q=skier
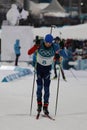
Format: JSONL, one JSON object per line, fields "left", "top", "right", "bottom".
{"left": 14, "top": 39, "right": 21, "bottom": 66}
{"left": 53, "top": 37, "right": 65, "bottom": 79}
{"left": 28, "top": 34, "right": 62, "bottom": 115}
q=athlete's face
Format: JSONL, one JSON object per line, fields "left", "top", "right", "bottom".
{"left": 44, "top": 42, "right": 52, "bottom": 47}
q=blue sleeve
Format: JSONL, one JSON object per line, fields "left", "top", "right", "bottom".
{"left": 53, "top": 43, "right": 60, "bottom": 52}
{"left": 59, "top": 49, "right": 68, "bottom": 58}
{"left": 59, "top": 49, "right": 73, "bottom": 59}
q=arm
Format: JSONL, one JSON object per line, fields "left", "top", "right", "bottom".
{"left": 53, "top": 44, "right": 62, "bottom": 62}
{"left": 54, "top": 53, "right": 62, "bottom": 63}
{"left": 28, "top": 44, "right": 40, "bottom": 55}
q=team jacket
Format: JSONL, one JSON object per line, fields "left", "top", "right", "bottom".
{"left": 28, "top": 43, "right": 58, "bottom": 66}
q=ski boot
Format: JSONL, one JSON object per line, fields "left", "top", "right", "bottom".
{"left": 37, "top": 101, "right": 42, "bottom": 113}
{"left": 43, "top": 103, "right": 49, "bottom": 115}
{"left": 53, "top": 75, "right": 57, "bottom": 79}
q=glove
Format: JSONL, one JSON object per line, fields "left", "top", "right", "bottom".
{"left": 54, "top": 53, "right": 62, "bottom": 63}
{"left": 34, "top": 35, "right": 41, "bottom": 45}
{"left": 36, "top": 39, "right": 41, "bottom": 45}
{"left": 55, "top": 53, "right": 60, "bottom": 59}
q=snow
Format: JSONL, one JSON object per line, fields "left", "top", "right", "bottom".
{"left": 38, "top": 3, "right": 49, "bottom": 9}
{"left": 0, "top": 23, "right": 87, "bottom": 129}
{"left": 0, "top": 61, "right": 87, "bottom": 130}
{"left": 1, "top": 23, "right": 87, "bottom": 40}
{"left": 43, "top": 12, "right": 69, "bottom": 17}
{"left": 32, "top": 23, "right": 87, "bottom": 40}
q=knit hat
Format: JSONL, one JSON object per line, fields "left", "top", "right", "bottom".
{"left": 45, "top": 34, "right": 53, "bottom": 44}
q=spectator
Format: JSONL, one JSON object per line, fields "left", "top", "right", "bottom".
{"left": 18, "top": 6, "right": 29, "bottom": 25}
{"left": 14, "top": 39, "right": 21, "bottom": 66}
{"left": 53, "top": 36, "right": 61, "bottom": 79}
{"left": 6, "top": 4, "right": 20, "bottom": 26}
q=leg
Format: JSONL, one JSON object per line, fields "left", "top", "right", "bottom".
{"left": 44, "top": 74, "right": 51, "bottom": 104}
{"left": 43, "top": 75, "right": 50, "bottom": 115}
{"left": 43, "top": 66, "right": 51, "bottom": 114}
{"left": 36, "top": 78, "right": 43, "bottom": 103}
{"left": 36, "top": 63, "right": 43, "bottom": 112}
{"left": 36, "top": 76, "right": 43, "bottom": 112}
{"left": 15, "top": 55, "right": 19, "bottom": 66}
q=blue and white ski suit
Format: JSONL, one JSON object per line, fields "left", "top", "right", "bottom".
{"left": 36, "top": 42, "right": 59, "bottom": 104}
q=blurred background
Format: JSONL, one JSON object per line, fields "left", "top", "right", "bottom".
{"left": 0, "top": 0, "right": 87, "bottom": 70}
{"left": 0, "top": 0, "right": 87, "bottom": 28}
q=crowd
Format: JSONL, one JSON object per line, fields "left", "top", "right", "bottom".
{"left": 61, "top": 38, "right": 87, "bottom": 70}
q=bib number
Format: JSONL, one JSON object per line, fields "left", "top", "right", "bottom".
{"left": 42, "top": 60, "right": 46, "bottom": 65}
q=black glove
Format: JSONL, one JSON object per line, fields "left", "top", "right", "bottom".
{"left": 35, "top": 36, "right": 41, "bottom": 45}
{"left": 55, "top": 53, "right": 60, "bottom": 60}
{"left": 36, "top": 39, "right": 41, "bottom": 45}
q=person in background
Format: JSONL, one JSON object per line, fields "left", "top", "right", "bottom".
{"left": 6, "top": 4, "right": 20, "bottom": 26}
{"left": 53, "top": 37, "right": 65, "bottom": 79}
{"left": 27, "top": 34, "right": 65, "bottom": 115}
{"left": 14, "top": 39, "right": 21, "bottom": 66}
{"left": 63, "top": 39, "right": 74, "bottom": 69}
{"left": 53, "top": 36, "right": 61, "bottom": 79}
{"left": 18, "top": 5, "right": 29, "bottom": 25}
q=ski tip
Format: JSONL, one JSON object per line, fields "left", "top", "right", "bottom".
{"left": 36, "top": 113, "right": 40, "bottom": 120}
{"left": 42, "top": 114, "right": 55, "bottom": 121}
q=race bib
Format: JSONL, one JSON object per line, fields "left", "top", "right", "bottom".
{"left": 37, "top": 53, "right": 53, "bottom": 66}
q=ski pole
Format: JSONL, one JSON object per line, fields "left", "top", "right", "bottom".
{"left": 55, "top": 66, "right": 61, "bottom": 116}
{"left": 30, "top": 52, "right": 38, "bottom": 116}
{"left": 30, "top": 67, "right": 36, "bottom": 116}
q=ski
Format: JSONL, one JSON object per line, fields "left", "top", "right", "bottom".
{"left": 42, "top": 114, "right": 55, "bottom": 121}
{"left": 36, "top": 113, "right": 55, "bottom": 120}
{"left": 36, "top": 112, "right": 40, "bottom": 119}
